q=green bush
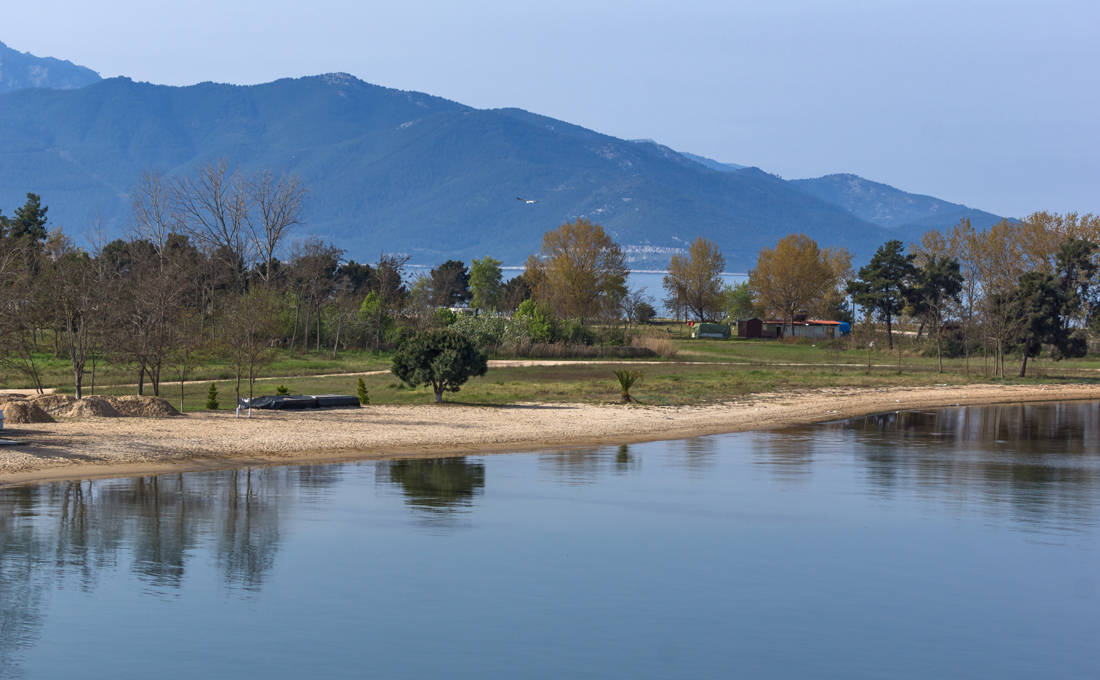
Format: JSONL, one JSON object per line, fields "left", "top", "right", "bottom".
{"left": 515, "top": 299, "right": 555, "bottom": 343}
{"left": 356, "top": 377, "right": 370, "bottom": 405}
{"left": 391, "top": 329, "right": 489, "bottom": 403}
{"left": 558, "top": 318, "right": 595, "bottom": 345}
{"left": 275, "top": 384, "right": 291, "bottom": 395}
{"left": 600, "top": 325, "right": 627, "bottom": 347}
{"left": 434, "top": 307, "right": 458, "bottom": 327}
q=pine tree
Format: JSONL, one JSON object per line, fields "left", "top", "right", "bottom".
{"left": 847, "top": 240, "right": 917, "bottom": 349}
{"left": 205, "top": 383, "right": 219, "bottom": 410}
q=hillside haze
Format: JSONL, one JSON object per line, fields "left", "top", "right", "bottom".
{"left": 0, "top": 67, "right": 999, "bottom": 268}
{"left": 0, "top": 40, "right": 101, "bottom": 93}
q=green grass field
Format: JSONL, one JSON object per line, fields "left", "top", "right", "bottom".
{"left": 4, "top": 325, "right": 1097, "bottom": 411}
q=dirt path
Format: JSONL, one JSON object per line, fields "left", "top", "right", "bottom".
{"left": 2, "top": 382, "right": 1098, "bottom": 488}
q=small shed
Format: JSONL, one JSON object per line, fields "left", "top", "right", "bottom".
{"left": 761, "top": 319, "right": 848, "bottom": 339}
{"left": 737, "top": 318, "right": 763, "bottom": 338}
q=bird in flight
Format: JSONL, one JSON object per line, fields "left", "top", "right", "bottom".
{"left": 516, "top": 197, "right": 537, "bottom": 204}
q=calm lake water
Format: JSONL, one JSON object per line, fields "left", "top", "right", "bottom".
{"left": 2, "top": 402, "right": 1098, "bottom": 679}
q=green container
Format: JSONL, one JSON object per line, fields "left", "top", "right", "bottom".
{"left": 691, "top": 323, "right": 731, "bottom": 339}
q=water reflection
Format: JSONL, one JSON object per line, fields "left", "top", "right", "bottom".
{"left": 381, "top": 457, "right": 485, "bottom": 514}
{"left": 819, "top": 402, "right": 1100, "bottom": 530}
{"left": 0, "top": 402, "right": 1097, "bottom": 678}
{"left": 750, "top": 432, "right": 818, "bottom": 482}
{"left": 537, "top": 444, "right": 645, "bottom": 484}
{"left": 677, "top": 437, "right": 717, "bottom": 476}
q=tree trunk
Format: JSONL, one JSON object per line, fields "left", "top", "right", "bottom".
{"left": 332, "top": 316, "right": 342, "bottom": 359}
{"left": 375, "top": 304, "right": 384, "bottom": 353}
{"left": 301, "top": 306, "right": 311, "bottom": 352}
{"left": 1019, "top": 352, "right": 1028, "bottom": 378}
{"left": 885, "top": 314, "right": 894, "bottom": 349}
{"left": 289, "top": 296, "right": 300, "bottom": 352}
{"left": 936, "top": 328, "right": 943, "bottom": 373}
{"left": 963, "top": 326, "right": 970, "bottom": 377}
{"left": 932, "top": 310, "right": 942, "bottom": 373}
{"left": 434, "top": 386, "right": 443, "bottom": 403}
{"left": 180, "top": 378, "right": 185, "bottom": 413}
{"left": 137, "top": 365, "right": 145, "bottom": 396}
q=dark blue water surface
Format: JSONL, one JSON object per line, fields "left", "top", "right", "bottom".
{"left": 1, "top": 402, "right": 1098, "bottom": 679}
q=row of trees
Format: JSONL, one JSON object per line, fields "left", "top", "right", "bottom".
{"left": 0, "top": 176, "right": 654, "bottom": 402}
{"left": 731, "top": 214, "right": 1099, "bottom": 377}
{"left": 4, "top": 161, "right": 1097, "bottom": 398}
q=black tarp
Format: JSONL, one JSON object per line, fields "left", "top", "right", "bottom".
{"left": 313, "top": 394, "right": 362, "bottom": 408}
{"left": 239, "top": 394, "right": 362, "bottom": 410}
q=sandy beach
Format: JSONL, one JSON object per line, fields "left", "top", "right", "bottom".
{"left": 2, "top": 382, "right": 1098, "bottom": 487}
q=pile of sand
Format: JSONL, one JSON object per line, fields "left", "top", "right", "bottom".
{"left": 1, "top": 401, "right": 55, "bottom": 424}
{"left": 31, "top": 394, "right": 77, "bottom": 415}
{"left": 64, "top": 397, "right": 121, "bottom": 418}
{"left": 0, "top": 394, "right": 28, "bottom": 405}
{"left": 106, "top": 395, "right": 180, "bottom": 417}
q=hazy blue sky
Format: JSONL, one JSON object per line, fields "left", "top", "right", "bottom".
{"left": 3, "top": 0, "right": 1097, "bottom": 217}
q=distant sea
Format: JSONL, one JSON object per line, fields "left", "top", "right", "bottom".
{"left": 405, "top": 265, "right": 747, "bottom": 317}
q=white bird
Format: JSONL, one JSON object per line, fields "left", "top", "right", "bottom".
{"left": 516, "top": 197, "right": 537, "bottom": 204}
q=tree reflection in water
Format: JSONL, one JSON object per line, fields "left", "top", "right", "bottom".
{"left": 381, "top": 457, "right": 485, "bottom": 517}
{"left": 0, "top": 466, "right": 315, "bottom": 673}
{"left": 537, "top": 444, "right": 649, "bottom": 485}
{"left": 820, "top": 402, "right": 1100, "bottom": 527}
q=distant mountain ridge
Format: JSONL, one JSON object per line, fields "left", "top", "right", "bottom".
{"left": 676, "top": 151, "right": 747, "bottom": 173}
{"left": 0, "top": 40, "right": 100, "bottom": 93}
{"left": 790, "top": 173, "right": 1002, "bottom": 231}
{"left": 0, "top": 50, "right": 1004, "bottom": 268}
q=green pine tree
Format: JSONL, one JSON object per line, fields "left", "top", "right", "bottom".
{"left": 205, "top": 383, "right": 220, "bottom": 410}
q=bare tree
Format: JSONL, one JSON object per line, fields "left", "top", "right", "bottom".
{"left": 48, "top": 234, "right": 102, "bottom": 399}
{"left": 288, "top": 238, "right": 343, "bottom": 352}
{"left": 131, "top": 171, "right": 179, "bottom": 252}
{"left": 0, "top": 237, "right": 47, "bottom": 393}
{"left": 220, "top": 289, "right": 281, "bottom": 415}
{"left": 663, "top": 236, "right": 725, "bottom": 322}
{"left": 166, "top": 308, "right": 205, "bottom": 413}
{"left": 174, "top": 160, "right": 254, "bottom": 288}
{"left": 246, "top": 171, "right": 306, "bottom": 287}
{"left": 371, "top": 253, "right": 409, "bottom": 352}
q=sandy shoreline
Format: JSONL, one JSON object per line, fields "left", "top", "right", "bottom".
{"left": 2, "top": 383, "right": 1098, "bottom": 488}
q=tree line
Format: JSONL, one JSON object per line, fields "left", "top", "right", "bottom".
{"left": 2, "top": 161, "right": 1097, "bottom": 404}
{"left": 738, "top": 214, "right": 1100, "bottom": 377}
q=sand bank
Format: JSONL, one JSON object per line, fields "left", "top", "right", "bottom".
{"left": 2, "top": 383, "right": 1098, "bottom": 487}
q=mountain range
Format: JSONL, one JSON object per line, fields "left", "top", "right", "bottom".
{"left": 0, "top": 43, "right": 1003, "bottom": 269}
{"left": 0, "top": 40, "right": 101, "bottom": 93}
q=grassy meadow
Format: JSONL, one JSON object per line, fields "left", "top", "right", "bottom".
{"left": 4, "top": 323, "right": 1098, "bottom": 411}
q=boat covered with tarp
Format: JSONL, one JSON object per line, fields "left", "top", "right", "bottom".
{"left": 237, "top": 394, "right": 361, "bottom": 410}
